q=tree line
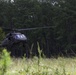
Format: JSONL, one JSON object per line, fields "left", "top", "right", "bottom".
{"left": 0, "top": 0, "right": 76, "bottom": 57}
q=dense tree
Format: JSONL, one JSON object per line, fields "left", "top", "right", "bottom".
{"left": 53, "top": 0, "right": 76, "bottom": 56}
{"left": 0, "top": 0, "right": 76, "bottom": 57}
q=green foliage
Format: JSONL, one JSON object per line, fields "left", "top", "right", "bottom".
{"left": 0, "top": 49, "right": 11, "bottom": 75}
{"left": 37, "top": 42, "right": 42, "bottom": 58}
{"left": 2, "top": 57, "right": 76, "bottom": 75}
{"left": 0, "top": 50, "right": 75, "bottom": 75}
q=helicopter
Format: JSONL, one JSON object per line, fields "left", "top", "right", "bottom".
{"left": 0, "top": 26, "right": 54, "bottom": 47}
{"left": 0, "top": 26, "right": 54, "bottom": 57}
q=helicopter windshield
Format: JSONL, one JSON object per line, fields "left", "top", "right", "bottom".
{"left": 15, "top": 34, "right": 27, "bottom": 40}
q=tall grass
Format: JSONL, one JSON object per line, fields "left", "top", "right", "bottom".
{"left": 0, "top": 48, "right": 76, "bottom": 75}
{"left": 6, "top": 57, "right": 76, "bottom": 75}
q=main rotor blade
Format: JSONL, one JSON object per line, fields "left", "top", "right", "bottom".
{"left": 1, "top": 26, "right": 55, "bottom": 31}
{"left": 16, "top": 26, "right": 54, "bottom": 31}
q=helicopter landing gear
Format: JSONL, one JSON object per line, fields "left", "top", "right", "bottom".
{"left": 7, "top": 42, "right": 30, "bottom": 58}
{"left": 22, "top": 42, "right": 30, "bottom": 58}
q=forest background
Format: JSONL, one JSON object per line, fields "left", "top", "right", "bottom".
{"left": 0, "top": 0, "right": 76, "bottom": 57}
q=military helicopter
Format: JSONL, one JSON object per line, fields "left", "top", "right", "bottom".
{"left": 0, "top": 26, "right": 54, "bottom": 47}
{"left": 0, "top": 26, "right": 54, "bottom": 57}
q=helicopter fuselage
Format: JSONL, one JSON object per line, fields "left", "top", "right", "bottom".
{"left": 1, "top": 32, "right": 27, "bottom": 47}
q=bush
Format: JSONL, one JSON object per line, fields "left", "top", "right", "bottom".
{"left": 0, "top": 49, "right": 11, "bottom": 75}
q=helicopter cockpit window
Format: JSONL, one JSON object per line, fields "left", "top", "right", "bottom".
{"left": 15, "top": 34, "right": 27, "bottom": 40}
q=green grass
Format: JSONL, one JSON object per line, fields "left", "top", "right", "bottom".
{"left": 5, "top": 57, "right": 76, "bottom": 75}
{"left": 0, "top": 49, "right": 76, "bottom": 75}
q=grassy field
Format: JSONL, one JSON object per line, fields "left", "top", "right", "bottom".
{"left": 0, "top": 49, "right": 76, "bottom": 75}
{"left": 5, "top": 57, "right": 76, "bottom": 75}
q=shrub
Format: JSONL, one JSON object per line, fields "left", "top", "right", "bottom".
{"left": 0, "top": 49, "right": 11, "bottom": 75}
